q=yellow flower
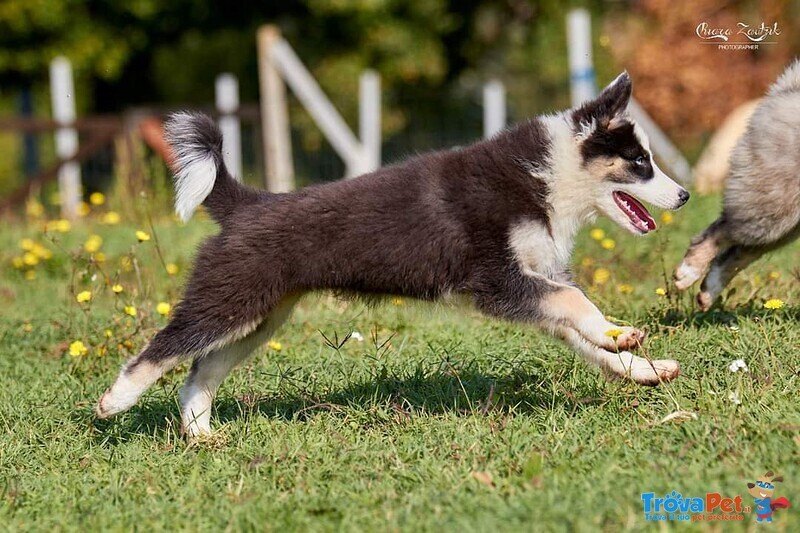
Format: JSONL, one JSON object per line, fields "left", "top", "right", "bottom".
{"left": 600, "top": 238, "right": 616, "bottom": 250}
{"left": 22, "top": 252, "right": 39, "bottom": 266}
{"left": 54, "top": 219, "right": 71, "bottom": 233}
{"left": 589, "top": 228, "right": 605, "bottom": 241}
{"left": 12, "top": 257, "right": 24, "bottom": 269}
{"left": 660, "top": 212, "right": 674, "bottom": 225}
{"left": 94, "top": 252, "right": 107, "bottom": 263}
{"left": 32, "top": 244, "right": 52, "bottom": 260}
{"left": 76, "top": 290, "right": 92, "bottom": 303}
{"left": 84, "top": 235, "right": 103, "bottom": 253}
{"left": 156, "top": 302, "right": 171, "bottom": 316}
{"left": 604, "top": 328, "right": 623, "bottom": 339}
{"left": 102, "top": 211, "right": 121, "bottom": 225}
{"left": 268, "top": 340, "right": 282, "bottom": 351}
{"left": 69, "top": 340, "right": 88, "bottom": 357}
{"left": 124, "top": 305, "right": 137, "bottom": 317}
{"left": 77, "top": 201, "right": 91, "bottom": 217}
{"left": 764, "top": 299, "right": 784, "bottom": 310}
{"left": 617, "top": 284, "right": 634, "bottom": 294}
{"left": 112, "top": 284, "right": 124, "bottom": 294}
{"left": 135, "top": 230, "right": 151, "bottom": 242}
{"left": 580, "top": 257, "right": 594, "bottom": 267}
{"left": 24, "top": 270, "right": 36, "bottom": 281}
{"left": 89, "top": 192, "right": 106, "bottom": 206}
{"left": 768, "top": 271, "right": 780, "bottom": 280}
{"left": 26, "top": 200, "right": 44, "bottom": 218}
{"left": 392, "top": 297, "right": 404, "bottom": 306}
{"left": 593, "top": 268, "right": 611, "bottom": 285}
{"left": 120, "top": 256, "right": 133, "bottom": 272}
{"left": 19, "top": 238, "right": 35, "bottom": 251}
{"left": 165, "top": 263, "right": 179, "bottom": 275}
{"left": 104, "top": 329, "right": 113, "bottom": 338}
{"left": 655, "top": 287, "right": 667, "bottom": 296}
{"left": 23, "top": 323, "right": 33, "bottom": 333}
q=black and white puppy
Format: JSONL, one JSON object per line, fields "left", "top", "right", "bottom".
{"left": 97, "top": 73, "right": 690, "bottom": 436}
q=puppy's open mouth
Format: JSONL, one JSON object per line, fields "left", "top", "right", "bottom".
{"left": 613, "top": 191, "right": 655, "bottom": 234}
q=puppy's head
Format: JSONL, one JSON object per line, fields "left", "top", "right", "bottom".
{"left": 571, "top": 72, "right": 689, "bottom": 235}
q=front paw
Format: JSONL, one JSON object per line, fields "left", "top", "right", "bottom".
{"left": 615, "top": 327, "right": 646, "bottom": 350}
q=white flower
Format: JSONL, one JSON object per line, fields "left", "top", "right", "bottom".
{"left": 351, "top": 331, "right": 364, "bottom": 342}
{"left": 728, "top": 391, "right": 741, "bottom": 405}
{"left": 728, "top": 359, "right": 749, "bottom": 373}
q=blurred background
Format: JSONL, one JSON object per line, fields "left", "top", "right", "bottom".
{"left": 0, "top": 0, "right": 798, "bottom": 219}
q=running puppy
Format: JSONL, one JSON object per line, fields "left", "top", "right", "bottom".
{"left": 674, "top": 60, "right": 800, "bottom": 309}
{"left": 97, "top": 73, "right": 689, "bottom": 436}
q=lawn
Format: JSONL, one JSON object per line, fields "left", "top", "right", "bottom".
{"left": 1, "top": 192, "right": 798, "bottom": 531}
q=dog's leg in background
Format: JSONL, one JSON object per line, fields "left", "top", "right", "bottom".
{"left": 179, "top": 296, "right": 298, "bottom": 436}
{"left": 696, "top": 245, "right": 763, "bottom": 310}
{"left": 674, "top": 216, "right": 729, "bottom": 290}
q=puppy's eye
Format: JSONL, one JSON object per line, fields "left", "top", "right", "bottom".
{"left": 633, "top": 155, "right": 646, "bottom": 166}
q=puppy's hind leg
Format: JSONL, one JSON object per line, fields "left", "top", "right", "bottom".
{"left": 696, "top": 245, "right": 763, "bottom": 310}
{"left": 179, "top": 296, "right": 298, "bottom": 436}
{"left": 674, "top": 216, "right": 729, "bottom": 291}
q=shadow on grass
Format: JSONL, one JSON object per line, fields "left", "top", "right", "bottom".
{"left": 91, "top": 362, "right": 609, "bottom": 442}
{"left": 659, "top": 301, "right": 798, "bottom": 329}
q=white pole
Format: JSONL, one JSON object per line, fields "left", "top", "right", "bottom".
{"left": 49, "top": 56, "right": 80, "bottom": 220}
{"left": 215, "top": 73, "right": 243, "bottom": 181}
{"left": 257, "top": 26, "right": 294, "bottom": 192}
{"left": 566, "top": 9, "right": 596, "bottom": 107}
{"left": 359, "top": 70, "right": 381, "bottom": 172}
{"left": 270, "top": 38, "right": 365, "bottom": 177}
{"left": 483, "top": 79, "right": 506, "bottom": 138}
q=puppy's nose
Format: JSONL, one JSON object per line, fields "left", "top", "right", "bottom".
{"left": 676, "top": 189, "right": 690, "bottom": 208}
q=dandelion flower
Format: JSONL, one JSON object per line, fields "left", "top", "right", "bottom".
{"left": 104, "top": 329, "right": 113, "bottom": 338}
{"left": 124, "top": 305, "right": 137, "bottom": 317}
{"left": 19, "top": 238, "right": 35, "bottom": 251}
{"left": 76, "top": 290, "right": 92, "bottom": 303}
{"left": 728, "top": 359, "right": 749, "bottom": 373}
{"left": 268, "top": 340, "right": 282, "bottom": 351}
{"left": 77, "top": 202, "right": 91, "bottom": 217}
{"left": 764, "top": 299, "right": 784, "bottom": 310}
{"left": 23, "top": 323, "right": 33, "bottom": 332}
{"left": 26, "top": 200, "right": 44, "bottom": 218}
{"left": 89, "top": 192, "right": 106, "bottom": 206}
{"left": 660, "top": 212, "right": 674, "bottom": 225}
{"left": 111, "top": 284, "right": 124, "bottom": 294}
{"left": 589, "top": 228, "right": 605, "bottom": 241}
{"left": 24, "top": 270, "right": 36, "bottom": 281}
{"left": 580, "top": 257, "right": 594, "bottom": 267}
{"left": 12, "top": 257, "right": 24, "bottom": 269}
{"left": 655, "top": 287, "right": 667, "bottom": 296}
{"left": 32, "top": 244, "right": 52, "bottom": 260}
{"left": 102, "top": 211, "right": 121, "bottom": 225}
{"left": 94, "top": 252, "right": 106, "bottom": 263}
{"left": 392, "top": 297, "right": 404, "bottom": 306}
{"left": 22, "top": 252, "right": 39, "bottom": 266}
{"left": 166, "top": 263, "right": 179, "bottom": 275}
{"left": 604, "top": 328, "right": 623, "bottom": 339}
{"left": 54, "top": 219, "right": 71, "bottom": 233}
{"left": 156, "top": 302, "right": 171, "bottom": 316}
{"left": 592, "top": 268, "right": 610, "bottom": 285}
{"left": 135, "top": 230, "right": 151, "bottom": 242}
{"left": 84, "top": 235, "right": 103, "bottom": 253}
{"left": 69, "top": 340, "right": 88, "bottom": 357}
{"left": 600, "top": 238, "right": 616, "bottom": 250}
{"left": 617, "top": 284, "right": 634, "bottom": 294}
{"left": 768, "top": 271, "right": 780, "bottom": 280}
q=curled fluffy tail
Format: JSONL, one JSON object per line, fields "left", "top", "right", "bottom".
{"left": 769, "top": 58, "right": 800, "bottom": 96}
{"left": 164, "top": 112, "right": 259, "bottom": 223}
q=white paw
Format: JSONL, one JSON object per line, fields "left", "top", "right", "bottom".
{"left": 630, "top": 358, "right": 681, "bottom": 385}
{"left": 674, "top": 262, "right": 701, "bottom": 291}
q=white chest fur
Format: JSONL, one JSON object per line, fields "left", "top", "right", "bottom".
{"left": 508, "top": 219, "right": 576, "bottom": 280}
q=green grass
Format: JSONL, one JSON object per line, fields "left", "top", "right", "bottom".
{"left": 1, "top": 194, "right": 798, "bottom": 531}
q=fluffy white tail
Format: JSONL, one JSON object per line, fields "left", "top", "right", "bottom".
{"left": 769, "top": 58, "right": 800, "bottom": 96}
{"left": 164, "top": 112, "right": 221, "bottom": 222}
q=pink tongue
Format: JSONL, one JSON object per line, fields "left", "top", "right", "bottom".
{"left": 614, "top": 192, "right": 656, "bottom": 232}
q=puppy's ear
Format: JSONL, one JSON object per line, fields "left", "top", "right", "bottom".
{"left": 765, "top": 470, "right": 774, "bottom": 477}
{"left": 747, "top": 483, "right": 755, "bottom": 489}
{"left": 572, "top": 71, "right": 632, "bottom": 131}
{"left": 772, "top": 476, "right": 784, "bottom": 483}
